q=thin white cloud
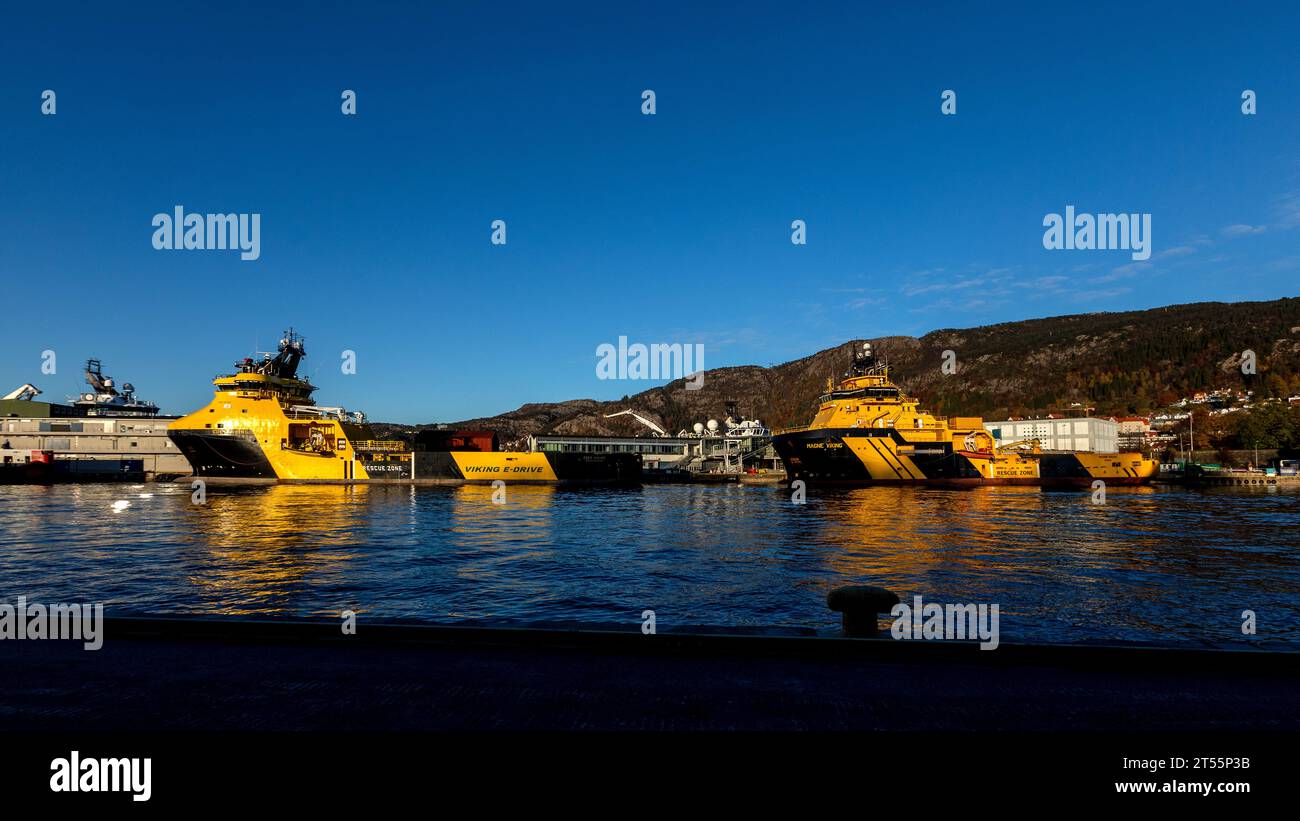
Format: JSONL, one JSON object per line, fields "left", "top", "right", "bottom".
{"left": 1097, "top": 262, "right": 1152, "bottom": 282}
{"left": 908, "top": 297, "right": 1002, "bottom": 314}
{"left": 904, "top": 277, "right": 985, "bottom": 296}
{"left": 1221, "top": 223, "right": 1267, "bottom": 238}
{"left": 1217, "top": 190, "right": 1300, "bottom": 237}
{"left": 1155, "top": 245, "right": 1198, "bottom": 259}
{"left": 1273, "top": 190, "right": 1300, "bottom": 229}
{"left": 846, "top": 297, "right": 886, "bottom": 309}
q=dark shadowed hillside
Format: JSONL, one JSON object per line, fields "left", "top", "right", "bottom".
{"left": 371, "top": 298, "right": 1300, "bottom": 444}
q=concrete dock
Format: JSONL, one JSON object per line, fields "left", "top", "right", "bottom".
{"left": 1155, "top": 473, "right": 1300, "bottom": 488}
{"left": 3, "top": 616, "right": 1297, "bottom": 731}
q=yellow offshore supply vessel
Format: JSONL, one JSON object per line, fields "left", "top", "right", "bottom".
{"left": 167, "top": 330, "right": 640, "bottom": 484}
{"left": 771, "top": 343, "right": 1158, "bottom": 487}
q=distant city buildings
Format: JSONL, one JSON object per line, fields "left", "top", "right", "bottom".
{"left": 1112, "top": 416, "right": 1157, "bottom": 451}
{"left": 1115, "top": 416, "right": 1151, "bottom": 435}
{"left": 996, "top": 384, "right": 1294, "bottom": 456}
{"left": 1171, "top": 388, "right": 1254, "bottom": 409}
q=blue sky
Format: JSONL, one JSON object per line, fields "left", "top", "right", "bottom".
{"left": 2, "top": 1, "right": 1298, "bottom": 422}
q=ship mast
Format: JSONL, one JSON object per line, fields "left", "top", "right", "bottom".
{"left": 240, "top": 328, "right": 307, "bottom": 379}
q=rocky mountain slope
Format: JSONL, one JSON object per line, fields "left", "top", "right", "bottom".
{"left": 372, "top": 298, "right": 1300, "bottom": 444}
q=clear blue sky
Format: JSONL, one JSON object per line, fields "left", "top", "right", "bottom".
{"left": 2, "top": 1, "right": 1298, "bottom": 423}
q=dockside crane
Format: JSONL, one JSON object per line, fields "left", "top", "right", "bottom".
{"left": 604, "top": 409, "right": 668, "bottom": 437}
{"left": 2, "top": 384, "right": 41, "bottom": 401}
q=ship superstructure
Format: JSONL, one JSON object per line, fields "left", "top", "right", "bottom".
{"left": 771, "top": 343, "right": 1158, "bottom": 486}
{"left": 72, "top": 359, "right": 161, "bottom": 416}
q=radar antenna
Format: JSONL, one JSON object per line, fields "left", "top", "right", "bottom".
{"left": 849, "top": 341, "right": 885, "bottom": 377}
{"left": 242, "top": 328, "right": 307, "bottom": 378}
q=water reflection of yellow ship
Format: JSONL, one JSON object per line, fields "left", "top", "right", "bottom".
{"left": 178, "top": 484, "right": 380, "bottom": 615}
{"left": 812, "top": 482, "right": 1162, "bottom": 581}
{"left": 176, "top": 482, "right": 565, "bottom": 615}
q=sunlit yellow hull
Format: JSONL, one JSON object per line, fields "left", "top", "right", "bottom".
{"left": 773, "top": 428, "right": 1158, "bottom": 486}
{"left": 167, "top": 390, "right": 639, "bottom": 484}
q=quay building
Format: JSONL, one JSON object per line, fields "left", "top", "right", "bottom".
{"left": 1, "top": 361, "right": 190, "bottom": 480}
{"left": 981, "top": 416, "right": 1120, "bottom": 453}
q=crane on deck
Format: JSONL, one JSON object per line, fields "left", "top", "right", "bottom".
{"left": 996, "top": 438, "right": 1043, "bottom": 454}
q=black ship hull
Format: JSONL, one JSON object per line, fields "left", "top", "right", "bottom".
{"left": 167, "top": 429, "right": 277, "bottom": 478}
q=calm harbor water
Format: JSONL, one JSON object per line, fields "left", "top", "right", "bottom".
{"left": 1, "top": 482, "right": 1297, "bottom": 648}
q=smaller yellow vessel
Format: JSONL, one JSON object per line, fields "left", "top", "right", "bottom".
{"left": 771, "top": 343, "right": 1158, "bottom": 486}
{"left": 167, "top": 330, "right": 639, "bottom": 484}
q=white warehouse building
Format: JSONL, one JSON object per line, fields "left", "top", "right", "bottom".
{"left": 982, "top": 417, "right": 1119, "bottom": 453}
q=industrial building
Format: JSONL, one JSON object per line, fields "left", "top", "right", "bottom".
{"left": 529, "top": 431, "right": 782, "bottom": 475}
{"left": 982, "top": 416, "right": 1119, "bottom": 453}
{"left": 0, "top": 415, "right": 189, "bottom": 478}
{"left": 529, "top": 435, "right": 692, "bottom": 470}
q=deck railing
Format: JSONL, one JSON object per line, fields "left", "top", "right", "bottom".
{"left": 351, "top": 440, "right": 408, "bottom": 452}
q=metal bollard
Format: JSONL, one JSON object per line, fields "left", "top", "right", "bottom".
{"left": 826, "top": 585, "right": 900, "bottom": 637}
